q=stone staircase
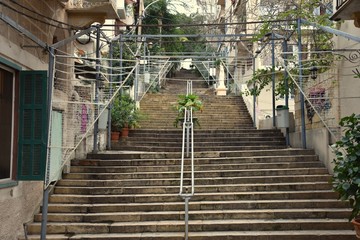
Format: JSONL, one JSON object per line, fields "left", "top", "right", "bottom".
{"left": 22, "top": 69, "right": 355, "bottom": 239}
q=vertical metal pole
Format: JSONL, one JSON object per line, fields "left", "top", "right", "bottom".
{"left": 40, "top": 187, "right": 50, "bottom": 240}
{"left": 135, "top": 56, "right": 140, "bottom": 102}
{"left": 184, "top": 197, "right": 189, "bottom": 240}
{"left": 297, "top": 18, "right": 307, "bottom": 149}
{"left": 283, "top": 40, "right": 290, "bottom": 146}
{"left": 252, "top": 57, "right": 256, "bottom": 128}
{"left": 186, "top": 121, "right": 190, "bottom": 157}
{"left": 119, "top": 35, "right": 123, "bottom": 93}
{"left": 93, "top": 25, "right": 101, "bottom": 153}
{"left": 107, "top": 41, "right": 113, "bottom": 150}
{"left": 271, "top": 36, "right": 276, "bottom": 128}
{"left": 41, "top": 46, "right": 56, "bottom": 240}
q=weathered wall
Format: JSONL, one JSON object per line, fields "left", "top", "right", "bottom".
{"left": 0, "top": 182, "right": 43, "bottom": 240}
{"left": 0, "top": 1, "right": 67, "bottom": 239}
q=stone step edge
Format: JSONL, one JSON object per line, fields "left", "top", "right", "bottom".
{"left": 49, "top": 190, "right": 336, "bottom": 198}
{"left": 28, "top": 218, "right": 351, "bottom": 226}
{"left": 22, "top": 230, "right": 357, "bottom": 240}
{"left": 45, "top": 198, "right": 345, "bottom": 207}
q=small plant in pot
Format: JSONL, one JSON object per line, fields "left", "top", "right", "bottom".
{"left": 110, "top": 97, "right": 122, "bottom": 141}
{"left": 331, "top": 113, "right": 360, "bottom": 238}
{"left": 116, "top": 93, "right": 142, "bottom": 138}
{"left": 173, "top": 93, "right": 203, "bottom": 128}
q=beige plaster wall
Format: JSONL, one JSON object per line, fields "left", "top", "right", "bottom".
{"left": 0, "top": 182, "right": 43, "bottom": 240}
{"left": 289, "top": 128, "right": 335, "bottom": 174}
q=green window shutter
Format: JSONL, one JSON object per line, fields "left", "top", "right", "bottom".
{"left": 18, "top": 71, "right": 48, "bottom": 181}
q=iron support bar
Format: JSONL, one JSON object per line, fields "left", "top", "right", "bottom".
{"left": 301, "top": 19, "right": 360, "bottom": 44}
{"left": 298, "top": 19, "right": 307, "bottom": 149}
{"left": 271, "top": 36, "right": 276, "bottom": 128}
{"left": 51, "top": 27, "right": 96, "bottom": 49}
{"left": 283, "top": 40, "right": 290, "bottom": 146}
{"left": 252, "top": 57, "right": 256, "bottom": 128}
{"left": 40, "top": 46, "right": 56, "bottom": 240}
{"left": 107, "top": 41, "right": 113, "bottom": 150}
{"left": 93, "top": 25, "right": 101, "bottom": 153}
{"left": 0, "top": 12, "right": 47, "bottom": 49}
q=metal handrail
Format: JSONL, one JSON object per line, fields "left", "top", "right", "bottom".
{"left": 179, "top": 81, "right": 195, "bottom": 240}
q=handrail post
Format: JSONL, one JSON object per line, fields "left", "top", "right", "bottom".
{"left": 179, "top": 80, "right": 195, "bottom": 240}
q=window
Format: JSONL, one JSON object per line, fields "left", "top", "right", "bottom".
{"left": 0, "top": 66, "right": 15, "bottom": 182}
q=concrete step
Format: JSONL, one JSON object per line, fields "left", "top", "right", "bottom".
{"left": 54, "top": 182, "right": 333, "bottom": 195}
{"left": 27, "top": 219, "right": 353, "bottom": 234}
{"left": 48, "top": 190, "right": 339, "bottom": 204}
{"left": 45, "top": 199, "right": 349, "bottom": 213}
{"left": 21, "top": 231, "right": 358, "bottom": 240}
{"left": 112, "top": 145, "right": 287, "bottom": 152}
{"left": 57, "top": 174, "right": 331, "bottom": 187}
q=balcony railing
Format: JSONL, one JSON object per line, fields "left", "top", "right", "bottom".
{"left": 336, "top": 0, "right": 348, "bottom": 9}
{"left": 69, "top": 0, "right": 117, "bottom": 10}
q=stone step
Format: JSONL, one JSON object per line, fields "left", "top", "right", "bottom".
{"left": 62, "top": 167, "right": 329, "bottom": 180}
{"left": 71, "top": 155, "right": 320, "bottom": 167}
{"left": 127, "top": 129, "right": 281, "bottom": 135}
{"left": 21, "top": 230, "right": 357, "bottom": 240}
{"left": 45, "top": 199, "right": 349, "bottom": 213}
{"left": 57, "top": 175, "right": 331, "bottom": 187}
{"left": 28, "top": 213, "right": 352, "bottom": 226}
{"left": 70, "top": 161, "right": 322, "bottom": 172}
{"left": 122, "top": 136, "right": 285, "bottom": 143}
{"left": 86, "top": 149, "right": 317, "bottom": 159}
{"left": 119, "top": 140, "right": 286, "bottom": 147}
{"left": 48, "top": 190, "right": 339, "bottom": 204}
{"left": 112, "top": 145, "right": 287, "bottom": 152}
{"left": 54, "top": 182, "right": 332, "bottom": 195}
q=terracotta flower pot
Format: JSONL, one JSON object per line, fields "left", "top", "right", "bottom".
{"left": 111, "top": 131, "right": 120, "bottom": 141}
{"left": 121, "top": 127, "right": 129, "bottom": 138}
{"left": 352, "top": 218, "right": 360, "bottom": 239}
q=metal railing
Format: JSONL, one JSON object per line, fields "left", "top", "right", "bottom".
{"left": 336, "top": 0, "right": 349, "bottom": 9}
{"left": 193, "top": 61, "right": 212, "bottom": 85}
{"left": 137, "top": 57, "right": 172, "bottom": 102}
{"left": 179, "top": 81, "right": 195, "bottom": 240}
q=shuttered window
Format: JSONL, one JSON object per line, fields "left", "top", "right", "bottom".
{"left": 17, "top": 71, "right": 48, "bottom": 180}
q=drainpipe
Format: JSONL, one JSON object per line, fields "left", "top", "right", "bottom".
{"left": 93, "top": 25, "right": 101, "bottom": 153}
{"left": 297, "top": 18, "right": 307, "bottom": 149}
{"left": 271, "top": 35, "right": 276, "bottom": 128}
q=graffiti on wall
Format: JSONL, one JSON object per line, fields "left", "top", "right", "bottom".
{"left": 305, "top": 87, "right": 331, "bottom": 123}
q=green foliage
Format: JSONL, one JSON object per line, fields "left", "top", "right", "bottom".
{"left": 244, "top": 67, "right": 295, "bottom": 98}
{"left": 142, "top": 0, "right": 207, "bottom": 55}
{"left": 173, "top": 94, "right": 203, "bottom": 128}
{"left": 111, "top": 94, "right": 143, "bottom": 130}
{"left": 332, "top": 113, "right": 360, "bottom": 220}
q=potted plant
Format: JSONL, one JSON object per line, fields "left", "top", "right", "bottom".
{"left": 331, "top": 113, "right": 360, "bottom": 238}
{"left": 117, "top": 93, "right": 142, "bottom": 138}
{"left": 110, "top": 97, "right": 122, "bottom": 141}
{"left": 173, "top": 93, "right": 203, "bottom": 128}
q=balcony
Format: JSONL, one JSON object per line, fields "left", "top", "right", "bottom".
{"left": 67, "top": 0, "right": 125, "bottom": 27}
{"left": 331, "top": 0, "right": 360, "bottom": 27}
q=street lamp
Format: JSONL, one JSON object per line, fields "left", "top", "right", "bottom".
{"left": 310, "top": 65, "right": 318, "bottom": 80}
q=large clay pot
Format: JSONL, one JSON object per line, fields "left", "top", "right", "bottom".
{"left": 121, "top": 127, "right": 129, "bottom": 138}
{"left": 352, "top": 218, "right": 360, "bottom": 239}
{"left": 111, "top": 131, "right": 120, "bottom": 141}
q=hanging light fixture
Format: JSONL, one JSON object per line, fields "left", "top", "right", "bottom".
{"left": 310, "top": 65, "right": 318, "bottom": 80}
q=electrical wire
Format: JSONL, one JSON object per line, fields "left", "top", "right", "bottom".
{"left": 7, "top": 0, "right": 80, "bottom": 30}
{"left": 0, "top": 1, "right": 75, "bottom": 30}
